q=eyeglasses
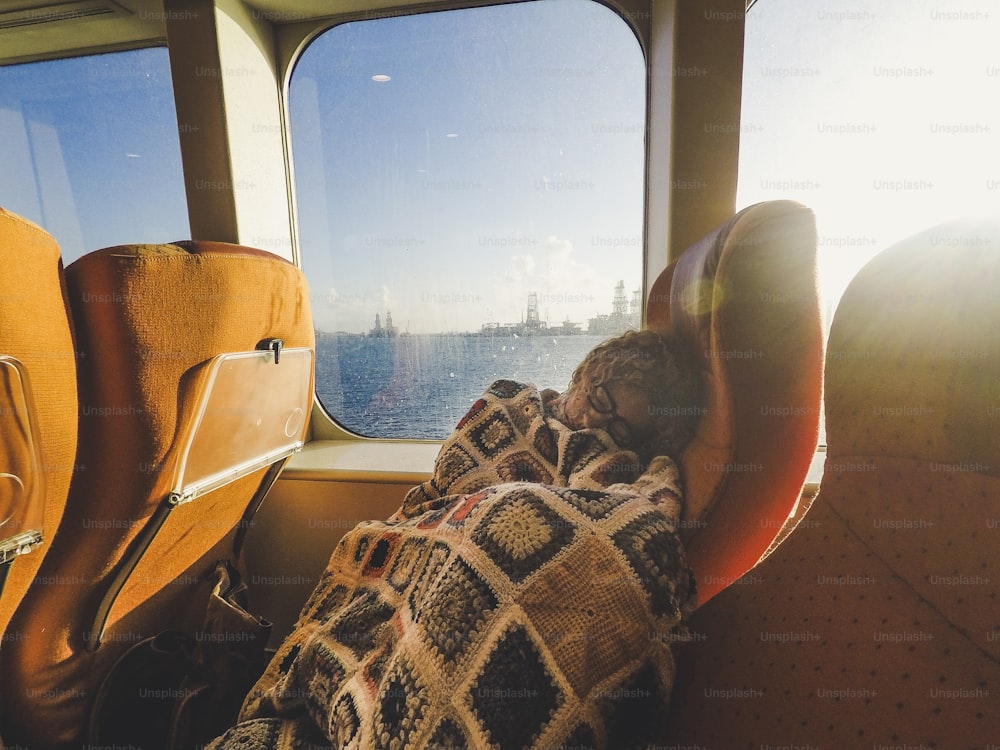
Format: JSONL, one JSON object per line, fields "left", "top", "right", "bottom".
{"left": 586, "top": 383, "right": 634, "bottom": 448}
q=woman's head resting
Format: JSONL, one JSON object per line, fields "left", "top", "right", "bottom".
{"left": 557, "top": 329, "right": 703, "bottom": 458}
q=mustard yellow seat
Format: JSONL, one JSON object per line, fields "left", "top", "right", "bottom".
{"left": 646, "top": 199, "right": 824, "bottom": 605}
{"left": 0, "top": 208, "right": 77, "bottom": 635}
{"left": 1, "top": 241, "right": 314, "bottom": 750}
{"left": 664, "top": 216, "right": 1000, "bottom": 747}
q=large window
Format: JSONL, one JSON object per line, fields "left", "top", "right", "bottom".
{"left": 738, "top": 0, "right": 1000, "bottom": 325}
{"left": 290, "top": 0, "right": 646, "bottom": 439}
{"left": 0, "top": 47, "right": 189, "bottom": 263}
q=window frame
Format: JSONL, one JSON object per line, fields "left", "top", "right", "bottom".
{"left": 277, "top": 0, "right": 655, "bottom": 443}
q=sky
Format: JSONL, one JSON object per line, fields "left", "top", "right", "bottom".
{"left": 289, "top": 0, "right": 646, "bottom": 334}
{"left": 1, "top": 0, "right": 997, "bottom": 333}
{"left": 0, "top": 48, "right": 189, "bottom": 259}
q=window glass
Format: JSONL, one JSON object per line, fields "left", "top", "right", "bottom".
{"left": 740, "top": 0, "right": 998, "bottom": 453}
{"left": 0, "top": 47, "right": 189, "bottom": 263}
{"left": 739, "top": 0, "right": 999, "bottom": 325}
{"left": 290, "top": 0, "right": 646, "bottom": 439}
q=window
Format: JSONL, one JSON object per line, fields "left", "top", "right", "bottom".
{"left": 0, "top": 47, "right": 189, "bottom": 263}
{"left": 738, "top": 0, "right": 999, "bottom": 325}
{"left": 290, "top": 0, "right": 646, "bottom": 439}
{"left": 740, "top": 0, "right": 999, "bottom": 456}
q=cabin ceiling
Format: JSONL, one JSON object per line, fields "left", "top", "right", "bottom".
{"left": 0, "top": 0, "right": 755, "bottom": 66}
{"left": 0, "top": 0, "right": 440, "bottom": 65}
{"left": 0, "top": 0, "right": 166, "bottom": 63}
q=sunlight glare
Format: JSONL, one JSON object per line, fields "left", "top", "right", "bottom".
{"left": 739, "top": 0, "right": 1000, "bottom": 322}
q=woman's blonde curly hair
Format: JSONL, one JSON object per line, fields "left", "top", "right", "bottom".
{"left": 568, "top": 329, "right": 703, "bottom": 458}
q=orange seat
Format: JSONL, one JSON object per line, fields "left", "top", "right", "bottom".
{"left": 1, "top": 241, "right": 314, "bottom": 750}
{"left": 0, "top": 208, "right": 78, "bottom": 636}
{"left": 646, "top": 199, "right": 824, "bottom": 605}
{"left": 664, "top": 216, "right": 1000, "bottom": 746}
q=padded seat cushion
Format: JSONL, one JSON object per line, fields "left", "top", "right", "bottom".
{"left": 662, "top": 216, "right": 1000, "bottom": 747}
{"left": 646, "top": 200, "right": 823, "bottom": 604}
{"left": 666, "top": 466, "right": 998, "bottom": 746}
{"left": 0, "top": 209, "right": 77, "bottom": 636}
{"left": 2, "top": 241, "right": 313, "bottom": 750}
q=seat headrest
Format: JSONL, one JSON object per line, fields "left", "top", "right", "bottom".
{"left": 0, "top": 239, "right": 315, "bottom": 749}
{"left": 820, "top": 214, "right": 1000, "bottom": 668}
{"left": 647, "top": 200, "right": 823, "bottom": 604}
{"left": 826, "top": 215, "right": 1000, "bottom": 476}
{"left": 0, "top": 208, "right": 78, "bottom": 635}
{"left": 662, "top": 217, "right": 1000, "bottom": 748}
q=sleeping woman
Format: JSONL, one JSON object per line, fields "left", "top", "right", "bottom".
{"left": 544, "top": 329, "right": 702, "bottom": 461}
{"left": 206, "top": 329, "right": 703, "bottom": 750}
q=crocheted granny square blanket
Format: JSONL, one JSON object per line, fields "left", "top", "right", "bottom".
{"left": 208, "top": 380, "right": 696, "bottom": 749}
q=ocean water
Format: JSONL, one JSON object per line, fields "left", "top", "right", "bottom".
{"left": 315, "top": 333, "right": 609, "bottom": 439}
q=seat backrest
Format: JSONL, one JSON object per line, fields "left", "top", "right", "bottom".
{"left": 0, "top": 208, "right": 78, "bottom": 637}
{"left": 646, "top": 200, "right": 824, "bottom": 605}
{"left": 1, "top": 241, "right": 314, "bottom": 750}
{"left": 663, "top": 216, "right": 1000, "bottom": 747}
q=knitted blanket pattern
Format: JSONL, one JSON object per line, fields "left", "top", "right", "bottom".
{"left": 207, "top": 380, "right": 696, "bottom": 749}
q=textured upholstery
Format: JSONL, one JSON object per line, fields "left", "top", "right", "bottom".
{"left": 664, "top": 216, "right": 1000, "bottom": 746}
{"left": 646, "top": 200, "right": 824, "bottom": 605}
{"left": 1, "top": 241, "right": 314, "bottom": 750}
{"left": 0, "top": 209, "right": 78, "bottom": 635}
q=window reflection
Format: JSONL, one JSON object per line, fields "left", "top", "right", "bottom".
{"left": 0, "top": 48, "right": 189, "bottom": 262}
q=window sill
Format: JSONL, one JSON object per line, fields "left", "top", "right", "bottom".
{"left": 283, "top": 439, "right": 827, "bottom": 495}
{"left": 281, "top": 439, "right": 440, "bottom": 484}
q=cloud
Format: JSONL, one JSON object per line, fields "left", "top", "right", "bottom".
{"left": 503, "top": 253, "right": 536, "bottom": 282}
{"left": 489, "top": 236, "right": 624, "bottom": 328}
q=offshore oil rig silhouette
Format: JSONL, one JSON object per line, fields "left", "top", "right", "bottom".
{"left": 367, "top": 310, "right": 399, "bottom": 337}
{"left": 479, "top": 292, "right": 550, "bottom": 336}
{"left": 478, "top": 281, "right": 640, "bottom": 336}
{"left": 587, "top": 280, "right": 641, "bottom": 335}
